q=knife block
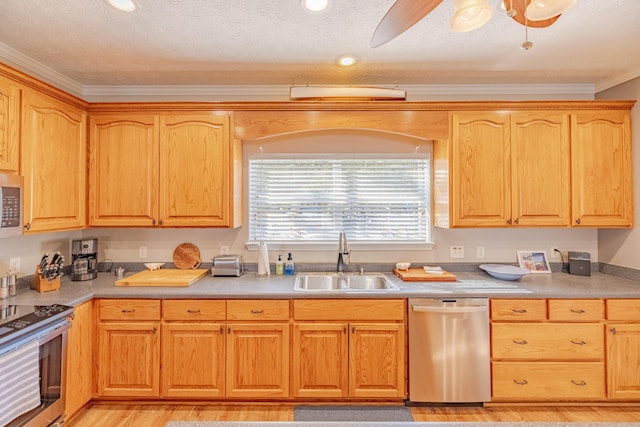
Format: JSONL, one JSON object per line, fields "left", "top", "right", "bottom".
{"left": 32, "top": 266, "right": 61, "bottom": 293}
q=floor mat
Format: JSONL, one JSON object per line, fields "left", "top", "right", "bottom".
{"left": 294, "top": 405, "right": 414, "bottom": 422}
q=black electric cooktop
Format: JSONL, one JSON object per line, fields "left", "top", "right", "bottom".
{"left": 0, "top": 304, "right": 73, "bottom": 348}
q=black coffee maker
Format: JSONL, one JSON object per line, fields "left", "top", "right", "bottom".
{"left": 71, "top": 238, "right": 98, "bottom": 281}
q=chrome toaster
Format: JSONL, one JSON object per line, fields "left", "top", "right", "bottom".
{"left": 212, "top": 255, "right": 243, "bottom": 277}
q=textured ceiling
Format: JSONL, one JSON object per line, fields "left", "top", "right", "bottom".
{"left": 0, "top": 0, "right": 639, "bottom": 93}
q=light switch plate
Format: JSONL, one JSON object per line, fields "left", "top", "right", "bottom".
{"left": 450, "top": 246, "right": 464, "bottom": 259}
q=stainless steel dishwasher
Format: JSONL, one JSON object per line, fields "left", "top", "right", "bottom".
{"left": 408, "top": 298, "right": 490, "bottom": 403}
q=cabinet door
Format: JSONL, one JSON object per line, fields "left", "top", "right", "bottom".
{"left": 292, "top": 323, "right": 348, "bottom": 398}
{"left": 159, "top": 114, "right": 231, "bottom": 227}
{"left": 571, "top": 111, "right": 633, "bottom": 227}
{"left": 89, "top": 114, "right": 159, "bottom": 226}
{"left": 349, "top": 323, "right": 405, "bottom": 398}
{"left": 606, "top": 323, "right": 640, "bottom": 400}
{"left": 162, "top": 322, "right": 225, "bottom": 397}
{"left": 21, "top": 90, "right": 86, "bottom": 232}
{"left": 226, "top": 323, "right": 289, "bottom": 398}
{"left": 511, "top": 112, "right": 570, "bottom": 226}
{"left": 0, "top": 77, "right": 19, "bottom": 172}
{"left": 451, "top": 112, "right": 511, "bottom": 227}
{"left": 96, "top": 322, "right": 160, "bottom": 397}
{"left": 65, "top": 301, "right": 93, "bottom": 418}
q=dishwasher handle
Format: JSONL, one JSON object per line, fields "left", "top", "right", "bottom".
{"left": 411, "top": 304, "right": 488, "bottom": 314}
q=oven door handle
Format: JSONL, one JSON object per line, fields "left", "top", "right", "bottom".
{"left": 38, "top": 321, "right": 72, "bottom": 346}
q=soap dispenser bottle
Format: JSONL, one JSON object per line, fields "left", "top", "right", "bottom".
{"left": 275, "top": 255, "right": 284, "bottom": 275}
{"left": 284, "top": 253, "right": 295, "bottom": 275}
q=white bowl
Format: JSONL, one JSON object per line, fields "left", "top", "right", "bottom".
{"left": 479, "top": 264, "right": 530, "bottom": 281}
{"left": 395, "top": 262, "right": 411, "bottom": 271}
{"left": 144, "top": 262, "right": 165, "bottom": 271}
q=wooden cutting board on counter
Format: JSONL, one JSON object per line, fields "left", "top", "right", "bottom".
{"left": 172, "top": 243, "right": 202, "bottom": 269}
{"left": 393, "top": 267, "right": 456, "bottom": 282}
{"left": 115, "top": 269, "right": 208, "bottom": 287}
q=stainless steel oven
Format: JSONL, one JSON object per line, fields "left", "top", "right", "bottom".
{"left": 0, "top": 304, "right": 73, "bottom": 427}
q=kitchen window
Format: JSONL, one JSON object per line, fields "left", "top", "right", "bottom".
{"left": 248, "top": 154, "right": 432, "bottom": 250}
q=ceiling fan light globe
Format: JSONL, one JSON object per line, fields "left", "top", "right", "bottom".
{"left": 525, "top": 0, "right": 576, "bottom": 21}
{"left": 449, "top": 0, "right": 494, "bottom": 32}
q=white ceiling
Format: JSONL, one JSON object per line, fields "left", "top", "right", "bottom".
{"left": 1, "top": 0, "right": 639, "bottom": 100}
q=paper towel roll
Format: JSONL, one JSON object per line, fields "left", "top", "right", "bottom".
{"left": 257, "top": 242, "right": 270, "bottom": 276}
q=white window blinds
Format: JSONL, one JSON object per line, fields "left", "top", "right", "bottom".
{"left": 249, "top": 154, "right": 430, "bottom": 245}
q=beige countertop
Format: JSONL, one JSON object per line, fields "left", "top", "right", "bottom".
{"left": 9, "top": 268, "right": 640, "bottom": 308}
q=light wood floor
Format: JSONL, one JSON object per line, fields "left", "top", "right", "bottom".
{"left": 67, "top": 403, "right": 640, "bottom": 426}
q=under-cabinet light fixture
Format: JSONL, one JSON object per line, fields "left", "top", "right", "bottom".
{"left": 289, "top": 86, "right": 406, "bottom": 101}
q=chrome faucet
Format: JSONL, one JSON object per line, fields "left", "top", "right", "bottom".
{"left": 337, "top": 231, "right": 350, "bottom": 273}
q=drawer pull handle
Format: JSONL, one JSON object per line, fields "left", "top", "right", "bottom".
{"left": 570, "top": 309, "right": 586, "bottom": 314}
{"left": 251, "top": 309, "right": 264, "bottom": 314}
{"left": 571, "top": 380, "right": 587, "bottom": 386}
{"left": 187, "top": 309, "right": 201, "bottom": 314}
{"left": 512, "top": 309, "right": 527, "bottom": 313}
{"left": 121, "top": 309, "right": 135, "bottom": 314}
{"left": 513, "top": 339, "right": 528, "bottom": 345}
{"left": 514, "top": 379, "right": 528, "bottom": 386}
{"left": 571, "top": 340, "right": 586, "bottom": 345}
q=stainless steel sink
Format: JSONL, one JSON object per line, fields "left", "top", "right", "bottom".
{"left": 294, "top": 273, "right": 399, "bottom": 292}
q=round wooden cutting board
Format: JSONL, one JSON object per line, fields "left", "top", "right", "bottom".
{"left": 172, "top": 243, "right": 202, "bottom": 269}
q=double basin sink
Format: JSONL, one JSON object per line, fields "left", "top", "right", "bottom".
{"left": 294, "top": 272, "right": 399, "bottom": 292}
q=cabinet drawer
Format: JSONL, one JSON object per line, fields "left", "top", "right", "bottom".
{"left": 293, "top": 299, "right": 405, "bottom": 321}
{"left": 162, "top": 300, "right": 226, "bottom": 321}
{"left": 548, "top": 299, "right": 604, "bottom": 322}
{"left": 491, "top": 299, "right": 546, "bottom": 321}
{"left": 492, "top": 362, "right": 605, "bottom": 400}
{"left": 607, "top": 299, "right": 640, "bottom": 321}
{"left": 491, "top": 323, "right": 603, "bottom": 360}
{"left": 227, "top": 300, "right": 289, "bottom": 320}
{"left": 98, "top": 299, "right": 161, "bottom": 321}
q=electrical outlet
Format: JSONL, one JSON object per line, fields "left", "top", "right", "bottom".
{"left": 138, "top": 246, "right": 148, "bottom": 259}
{"left": 476, "top": 246, "right": 485, "bottom": 258}
{"left": 450, "top": 246, "right": 464, "bottom": 259}
{"left": 220, "top": 245, "right": 229, "bottom": 255}
{"left": 9, "top": 257, "right": 20, "bottom": 273}
{"left": 551, "top": 247, "right": 561, "bottom": 259}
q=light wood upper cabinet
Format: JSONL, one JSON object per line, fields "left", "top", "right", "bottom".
{"left": 571, "top": 111, "right": 633, "bottom": 227}
{"left": 89, "top": 114, "right": 159, "bottom": 226}
{"left": 450, "top": 112, "right": 511, "bottom": 227}
{"left": 0, "top": 76, "right": 20, "bottom": 172}
{"left": 89, "top": 112, "right": 241, "bottom": 227}
{"left": 511, "top": 112, "right": 570, "bottom": 226}
{"left": 437, "top": 111, "right": 570, "bottom": 228}
{"left": 21, "top": 90, "right": 86, "bottom": 233}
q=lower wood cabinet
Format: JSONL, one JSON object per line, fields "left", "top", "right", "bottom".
{"left": 606, "top": 299, "right": 640, "bottom": 400}
{"left": 95, "top": 299, "right": 161, "bottom": 397}
{"left": 65, "top": 300, "right": 93, "bottom": 417}
{"left": 292, "top": 299, "right": 406, "bottom": 399}
{"left": 490, "top": 298, "right": 605, "bottom": 402}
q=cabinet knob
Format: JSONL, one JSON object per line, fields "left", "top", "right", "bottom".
{"left": 575, "top": 218, "right": 581, "bottom": 225}
{"left": 610, "top": 327, "right": 617, "bottom": 335}
{"left": 514, "top": 218, "right": 519, "bottom": 225}
{"left": 24, "top": 222, "right": 31, "bottom": 231}
{"left": 506, "top": 219, "right": 512, "bottom": 225}
{"left": 152, "top": 219, "right": 156, "bottom": 225}
{"left": 159, "top": 219, "right": 164, "bottom": 225}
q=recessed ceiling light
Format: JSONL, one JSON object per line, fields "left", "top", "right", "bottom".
{"left": 301, "top": 0, "right": 331, "bottom": 14}
{"left": 338, "top": 55, "right": 357, "bottom": 66}
{"left": 105, "top": 0, "right": 137, "bottom": 12}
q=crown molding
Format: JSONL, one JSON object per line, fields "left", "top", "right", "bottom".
{"left": 0, "top": 41, "right": 631, "bottom": 102}
{"left": 0, "top": 42, "right": 84, "bottom": 97}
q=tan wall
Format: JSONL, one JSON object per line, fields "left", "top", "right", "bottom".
{"left": 596, "top": 77, "right": 640, "bottom": 269}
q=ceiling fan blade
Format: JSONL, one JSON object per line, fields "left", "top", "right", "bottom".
{"left": 371, "top": 0, "right": 444, "bottom": 48}
{"left": 506, "top": 0, "right": 561, "bottom": 28}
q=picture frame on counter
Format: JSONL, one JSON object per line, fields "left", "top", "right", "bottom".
{"left": 517, "top": 250, "right": 551, "bottom": 273}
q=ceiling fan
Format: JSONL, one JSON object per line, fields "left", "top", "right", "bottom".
{"left": 371, "top": 0, "right": 577, "bottom": 48}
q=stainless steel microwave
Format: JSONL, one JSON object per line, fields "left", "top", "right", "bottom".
{"left": 0, "top": 173, "right": 23, "bottom": 238}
